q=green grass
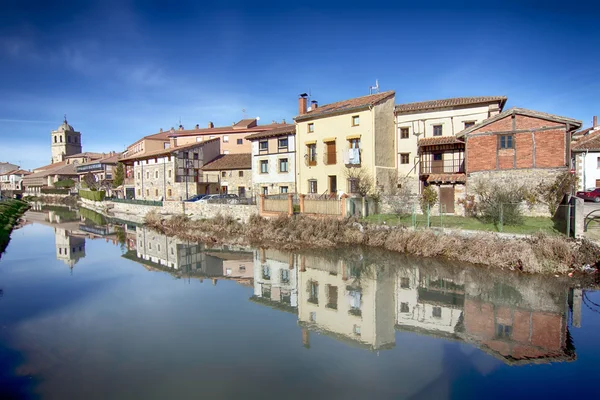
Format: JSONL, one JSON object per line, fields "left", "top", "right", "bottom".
{"left": 363, "top": 213, "right": 562, "bottom": 235}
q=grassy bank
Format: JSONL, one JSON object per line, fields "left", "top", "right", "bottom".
{"left": 364, "top": 214, "right": 560, "bottom": 235}
{"left": 144, "top": 212, "right": 600, "bottom": 275}
{"left": 0, "top": 200, "right": 30, "bottom": 255}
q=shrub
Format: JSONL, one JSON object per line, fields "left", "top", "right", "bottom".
{"left": 41, "top": 188, "right": 70, "bottom": 194}
{"left": 419, "top": 185, "right": 438, "bottom": 214}
{"left": 79, "top": 190, "right": 105, "bottom": 202}
{"left": 474, "top": 180, "right": 525, "bottom": 225}
{"left": 537, "top": 172, "right": 577, "bottom": 215}
{"left": 53, "top": 179, "right": 75, "bottom": 188}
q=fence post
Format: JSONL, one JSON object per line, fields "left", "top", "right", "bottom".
{"left": 412, "top": 205, "right": 416, "bottom": 228}
{"left": 299, "top": 194, "right": 306, "bottom": 214}
{"left": 287, "top": 194, "right": 294, "bottom": 217}
{"left": 426, "top": 204, "right": 430, "bottom": 228}
{"left": 259, "top": 194, "right": 265, "bottom": 217}
{"left": 440, "top": 204, "right": 444, "bottom": 228}
{"left": 340, "top": 194, "right": 348, "bottom": 218}
{"left": 566, "top": 198, "right": 572, "bottom": 238}
{"left": 499, "top": 203, "right": 504, "bottom": 232}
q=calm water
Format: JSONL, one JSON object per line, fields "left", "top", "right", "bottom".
{"left": 1, "top": 207, "right": 599, "bottom": 399}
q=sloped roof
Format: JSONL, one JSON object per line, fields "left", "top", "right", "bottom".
{"left": 426, "top": 174, "right": 467, "bottom": 184}
{"left": 64, "top": 152, "right": 104, "bottom": 160}
{"left": 572, "top": 130, "right": 600, "bottom": 152}
{"left": 233, "top": 119, "right": 258, "bottom": 129}
{"left": 418, "top": 136, "right": 464, "bottom": 147}
{"left": 245, "top": 124, "right": 296, "bottom": 141}
{"left": 120, "top": 138, "right": 220, "bottom": 163}
{"left": 202, "top": 153, "right": 252, "bottom": 171}
{"left": 457, "top": 107, "right": 582, "bottom": 137}
{"left": 34, "top": 160, "right": 67, "bottom": 172}
{"left": 138, "top": 121, "right": 286, "bottom": 143}
{"left": 395, "top": 96, "right": 507, "bottom": 114}
{"left": 295, "top": 91, "right": 395, "bottom": 122}
{"left": 0, "top": 169, "right": 31, "bottom": 176}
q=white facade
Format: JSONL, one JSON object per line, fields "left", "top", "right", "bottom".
{"left": 250, "top": 133, "right": 296, "bottom": 195}
{"left": 574, "top": 151, "right": 600, "bottom": 191}
{"left": 395, "top": 100, "right": 504, "bottom": 178}
{"left": 253, "top": 249, "right": 298, "bottom": 307}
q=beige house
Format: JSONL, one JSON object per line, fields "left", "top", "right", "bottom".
{"left": 0, "top": 169, "right": 31, "bottom": 191}
{"left": 201, "top": 153, "right": 253, "bottom": 197}
{"left": 245, "top": 124, "right": 297, "bottom": 195}
{"left": 51, "top": 118, "right": 83, "bottom": 164}
{"left": 294, "top": 91, "right": 396, "bottom": 197}
{"left": 121, "top": 137, "right": 221, "bottom": 201}
{"left": 395, "top": 96, "right": 506, "bottom": 186}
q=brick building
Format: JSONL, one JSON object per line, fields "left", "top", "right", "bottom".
{"left": 201, "top": 153, "right": 253, "bottom": 198}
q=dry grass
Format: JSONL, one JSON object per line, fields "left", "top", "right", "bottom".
{"left": 144, "top": 211, "right": 600, "bottom": 275}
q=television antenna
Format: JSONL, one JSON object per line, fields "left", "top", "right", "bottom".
{"left": 242, "top": 108, "right": 247, "bottom": 118}
{"left": 369, "top": 79, "right": 380, "bottom": 94}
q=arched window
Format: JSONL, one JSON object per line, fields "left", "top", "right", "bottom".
{"left": 60, "top": 136, "right": 63, "bottom": 143}
{"left": 74, "top": 136, "right": 78, "bottom": 143}
{"left": 54, "top": 136, "right": 57, "bottom": 143}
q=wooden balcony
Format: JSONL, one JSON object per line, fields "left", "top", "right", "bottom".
{"left": 420, "top": 159, "right": 465, "bottom": 175}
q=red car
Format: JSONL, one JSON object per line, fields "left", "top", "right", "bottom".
{"left": 576, "top": 188, "right": 600, "bottom": 202}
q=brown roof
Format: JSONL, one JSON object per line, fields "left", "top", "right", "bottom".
{"left": 120, "top": 138, "right": 220, "bottom": 163}
{"left": 295, "top": 91, "right": 395, "bottom": 122}
{"left": 233, "top": 119, "right": 258, "bottom": 129}
{"left": 245, "top": 124, "right": 296, "bottom": 141}
{"left": 23, "top": 162, "right": 78, "bottom": 182}
{"left": 457, "top": 107, "right": 582, "bottom": 137}
{"left": 34, "top": 160, "right": 67, "bottom": 172}
{"left": 64, "top": 152, "right": 105, "bottom": 160}
{"left": 572, "top": 130, "right": 600, "bottom": 151}
{"left": 395, "top": 96, "right": 507, "bottom": 114}
{"left": 79, "top": 152, "right": 122, "bottom": 166}
{"left": 0, "top": 169, "right": 31, "bottom": 176}
{"left": 418, "top": 136, "right": 464, "bottom": 147}
{"left": 201, "top": 153, "right": 251, "bottom": 171}
{"left": 426, "top": 173, "right": 467, "bottom": 184}
{"left": 139, "top": 121, "right": 286, "bottom": 142}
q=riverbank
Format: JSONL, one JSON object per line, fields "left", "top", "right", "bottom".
{"left": 0, "top": 200, "right": 30, "bottom": 255}
{"left": 144, "top": 211, "right": 600, "bottom": 275}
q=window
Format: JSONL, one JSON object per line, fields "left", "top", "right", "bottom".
{"left": 193, "top": 153, "right": 198, "bottom": 160}
{"left": 307, "top": 144, "right": 317, "bottom": 166}
{"left": 262, "top": 186, "right": 268, "bottom": 195}
{"left": 433, "top": 125, "right": 443, "bottom": 136}
{"left": 499, "top": 135, "right": 514, "bottom": 149}
{"left": 400, "top": 277, "right": 410, "bottom": 289}
{"left": 167, "top": 188, "right": 172, "bottom": 197}
{"left": 164, "top": 142, "right": 171, "bottom": 149}
{"left": 597, "top": 157, "right": 600, "bottom": 169}
{"left": 278, "top": 138, "right": 288, "bottom": 148}
{"left": 308, "top": 123, "right": 314, "bottom": 133}
{"left": 239, "top": 171, "right": 244, "bottom": 177}
{"left": 401, "top": 302, "right": 410, "bottom": 313}
{"left": 310, "top": 312, "right": 317, "bottom": 322}
{"left": 259, "top": 141, "right": 268, "bottom": 152}
{"left": 146, "top": 189, "right": 149, "bottom": 196}
{"left": 353, "top": 325, "right": 361, "bottom": 336}
{"left": 168, "top": 170, "right": 172, "bottom": 178}
{"left": 262, "top": 265, "right": 271, "bottom": 280}
{"left": 400, "top": 153, "right": 410, "bottom": 164}
{"left": 496, "top": 324, "right": 512, "bottom": 338}
{"left": 237, "top": 139, "right": 243, "bottom": 145}
{"left": 432, "top": 307, "right": 442, "bottom": 318}
{"left": 308, "top": 179, "right": 317, "bottom": 194}
{"left": 183, "top": 152, "right": 189, "bottom": 159}
{"left": 148, "top": 243, "right": 151, "bottom": 249}
{"left": 137, "top": 172, "right": 141, "bottom": 179}
{"left": 146, "top": 171, "right": 150, "bottom": 179}
{"left": 308, "top": 281, "right": 319, "bottom": 304}
{"left": 280, "top": 186, "right": 288, "bottom": 194}
{"left": 137, "top": 189, "right": 141, "bottom": 195}
{"left": 67, "top": 136, "right": 71, "bottom": 143}
{"left": 326, "top": 285, "right": 338, "bottom": 309}
{"left": 352, "top": 115, "right": 360, "bottom": 126}
{"left": 54, "top": 136, "right": 57, "bottom": 143}
{"left": 433, "top": 153, "right": 443, "bottom": 161}
{"left": 196, "top": 137, "right": 202, "bottom": 142}
{"left": 400, "top": 127, "right": 409, "bottom": 139}
{"left": 260, "top": 160, "right": 268, "bottom": 173}
{"left": 281, "top": 269, "right": 290, "bottom": 284}
{"left": 60, "top": 136, "right": 63, "bottom": 143}
{"left": 279, "top": 158, "right": 288, "bottom": 172}
{"left": 238, "top": 186, "right": 246, "bottom": 197}
{"left": 221, "top": 171, "right": 227, "bottom": 178}
{"left": 155, "top": 189, "right": 158, "bottom": 196}
{"left": 74, "top": 137, "right": 78, "bottom": 143}
{"left": 223, "top": 135, "right": 229, "bottom": 143}
{"left": 464, "top": 121, "right": 475, "bottom": 129}
{"left": 157, "top": 244, "right": 161, "bottom": 252}
{"left": 155, "top": 171, "right": 159, "bottom": 178}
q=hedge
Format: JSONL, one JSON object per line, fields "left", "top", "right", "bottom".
{"left": 54, "top": 179, "right": 75, "bottom": 188}
{"left": 79, "top": 190, "right": 106, "bottom": 202}
{"left": 41, "top": 188, "right": 70, "bottom": 194}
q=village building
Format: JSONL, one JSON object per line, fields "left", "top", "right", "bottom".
{"left": 201, "top": 153, "right": 252, "bottom": 198}
{"left": 0, "top": 169, "right": 31, "bottom": 192}
{"left": 76, "top": 152, "right": 122, "bottom": 196}
{"left": 571, "top": 116, "right": 600, "bottom": 191}
{"left": 294, "top": 91, "right": 396, "bottom": 197}
{"left": 245, "top": 124, "right": 296, "bottom": 195}
{"left": 120, "top": 137, "right": 221, "bottom": 201}
{"left": 51, "top": 117, "right": 82, "bottom": 164}
{"left": 252, "top": 248, "right": 298, "bottom": 310}
{"left": 0, "top": 162, "right": 20, "bottom": 175}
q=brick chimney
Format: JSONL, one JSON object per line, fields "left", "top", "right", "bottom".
{"left": 178, "top": 125, "right": 184, "bottom": 131}
{"left": 298, "top": 94, "right": 308, "bottom": 115}
{"left": 311, "top": 100, "right": 318, "bottom": 110}
{"left": 208, "top": 121, "right": 214, "bottom": 128}
{"left": 159, "top": 128, "right": 163, "bottom": 133}
{"left": 195, "top": 124, "right": 199, "bottom": 129}
{"left": 594, "top": 116, "right": 598, "bottom": 128}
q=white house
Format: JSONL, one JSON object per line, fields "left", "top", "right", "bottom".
{"left": 252, "top": 248, "right": 298, "bottom": 308}
{"left": 0, "top": 169, "right": 31, "bottom": 191}
{"left": 395, "top": 96, "right": 507, "bottom": 185}
{"left": 572, "top": 117, "right": 600, "bottom": 191}
{"left": 245, "top": 124, "right": 296, "bottom": 195}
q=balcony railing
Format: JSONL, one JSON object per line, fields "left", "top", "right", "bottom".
{"left": 323, "top": 151, "right": 337, "bottom": 165}
{"left": 305, "top": 153, "right": 317, "bottom": 166}
{"left": 420, "top": 159, "right": 464, "bottom": 174}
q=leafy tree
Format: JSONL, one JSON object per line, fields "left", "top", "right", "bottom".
{"left": 83, "top": 172, "right": 98, "bottom": 191}
{"left": 112, "top": 162, "right": 124, "bottom": 188}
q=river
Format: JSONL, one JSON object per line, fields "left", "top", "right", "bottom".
{"left": 1, "top": 206, "right": 599, "bottom": 399}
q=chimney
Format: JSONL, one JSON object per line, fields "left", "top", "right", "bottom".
{"left": 208, "top": 121, "right": 214, "bottom": 128}
{"left": 594, "top": 116, "right": 598, "bottom": 128}
{"left": 195, "top": 124, "right": 199, "bottom": 129}
{"left": 159, "top": 128, "right": 163, "bottom": 133}
{"left": 178, "top": 124, "right": 184, "bottom": 131}
{"left": 170, "top": 137, "right": 177, "bottom": 148}
{"left": 282, "top": 119, "right": 286, "bottom": 124}
{"left": 311, "top": 100, "right": 318, "bottom": 110}
{"left": 298, "top": 93, "right": 308, "bottom": 115}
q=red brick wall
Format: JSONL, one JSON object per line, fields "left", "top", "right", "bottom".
{"left": 466, "top": 114, "right": 567, "bottom": 173}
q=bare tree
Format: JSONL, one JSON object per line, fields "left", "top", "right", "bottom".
{"left": 345, "top": 167, "right": 379, "bottom": 216}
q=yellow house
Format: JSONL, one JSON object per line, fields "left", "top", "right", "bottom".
{"left": 294, "top": 91, "right": 396, "bottom": 196}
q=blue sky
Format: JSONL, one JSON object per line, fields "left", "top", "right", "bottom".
{"left": 1, "top": 0, "right": 599, "bottom": 169}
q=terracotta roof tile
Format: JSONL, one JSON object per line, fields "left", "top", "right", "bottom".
{"left": 572, "top": 130, "right": 600, "bottom": 151}
{"left": 418, "top": 136, "right": 464, "bottom": 147}
{"left": 426, "top": 173, "right": 467, "bottom": 184}
{"left": 201, "top": 153, "right": 251, "bottom": 171}
{"left": 233, "top": 118, "right": 258, "bottom": 129}
{"left": 245, "top": 124, "right": 296, "bottom": 141}
{"left": 120, "top": 138, "right": 220, "bottom": 163}
{"left": 295, "top": 91, "right": 395, "bottom": 121}
{"left": 395, "top": 96, "right": 507, "bottom": 114}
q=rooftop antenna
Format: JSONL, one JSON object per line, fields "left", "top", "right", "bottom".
{"left": 242, "top": 108, "right": 247, "bottom": 119}
{"left": 64, "top": 113, "right": 68, "bottom": 123}
{"left": 369, "top": 79, "right": 380, "bottom": 94}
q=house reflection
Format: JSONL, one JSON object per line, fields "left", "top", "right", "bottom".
{"left": 247, "top": 249, "right": 581, "bottom": 365}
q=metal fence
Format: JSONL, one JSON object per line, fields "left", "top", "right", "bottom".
{"left": 111, "top": 198, "right": 163, "bottom": 207}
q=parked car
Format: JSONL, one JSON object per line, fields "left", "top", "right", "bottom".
{"left": 186, "top": 194, "right": 206, "bottom": 202}
{"left": 576, "top": 188, "right": 600, "bottom": 202}
{"left": 197, "top": 194, "right": 222, "bottom": 203}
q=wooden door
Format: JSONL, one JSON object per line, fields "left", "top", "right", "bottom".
{"left": 439, "top": 186, "right": 455, "bottom": 214}
{"left": 432, "top": 153, "right": 443, "bottom": 173}
{"left": 326, "top": 142, "right": 337, "bottom": 164}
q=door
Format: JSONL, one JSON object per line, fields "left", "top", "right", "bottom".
{"left": 326, "top": 141, "right": 337, "bottom": 164}
{"left": 432, "top": 153, "right": 443, "bottom": 173}
{"left": 439, "top": 186, "right": 455, "bottom": 214}
{"left": 238, "top": 186, "right": 246, "bottom": 198}
{"left": 595, "top": 179, "right": 600, "bottom": 188}
{"left": 328, "top": 175, "right": 337, "bottom": 194}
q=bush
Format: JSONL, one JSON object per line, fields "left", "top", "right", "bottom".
{"left": 41, "top": 188, "right": 70, "bottom": 194}
{"left": 79, "top": 190, "right": 106, "bottom": 202}
{"left": 474, "top": 180, "right": 525, "bottom": 225}
{"left": 53, "top": 179, "right": 75, "bottom": 188}
{"left": 419, "top": 185, "right": 438, "bottom": 214}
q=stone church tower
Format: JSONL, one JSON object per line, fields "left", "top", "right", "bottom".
{"left": 51, "top": 116, "right": 82, "bottom": 164}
